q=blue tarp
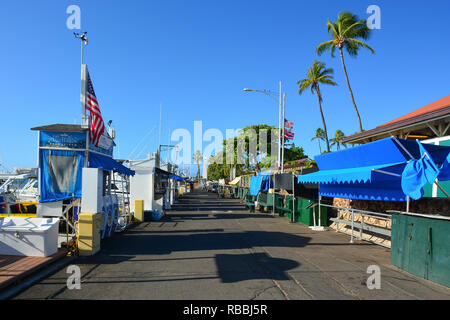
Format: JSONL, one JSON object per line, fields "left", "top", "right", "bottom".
{"left": 401, "top": 141, "right": 441, "bottom": 200}
{"left": 40, "top": 149, "right": 84, "bottom": 203}
{"left": 88, "top": 152, "right": 135, "bottom": 176}
{"left": 260, "top": 175, "right": 274, "bottom": 192}
{"left": 297, "top": 137, "right": 450, "bottom": 201}
{"left": 249, "top": 176, "right": 263, "bottom": 196}
{"left": 249, "top": 172, "right": 274, "bottom": 195}
{"left": 439, "top": 152, "right": 450, "bottom": 181}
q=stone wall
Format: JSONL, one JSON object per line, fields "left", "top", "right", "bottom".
{"left": 332, "top": 197, "right": 450, "bottom": 217}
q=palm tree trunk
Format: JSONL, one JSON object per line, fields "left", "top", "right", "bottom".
{"left": 318, "top": 140, "right": 322, "bottom": 154}
{"left": 339, "top": 47, "right": 363, "bottom": 132}
{"left": 315, "top": 85, "right": 331, "bottom": 152}
{"left": 197, "top": 161, "right": 200, "bottom": 178}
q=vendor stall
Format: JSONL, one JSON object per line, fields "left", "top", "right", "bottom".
{"left": 30, "top": 124, "right": 135, "bottom": 249}
{"left": 129, "top": 160, "right": 169, "bottom": 219}
{"left": 298, "top": 137, "right": 450, "bottom": 287}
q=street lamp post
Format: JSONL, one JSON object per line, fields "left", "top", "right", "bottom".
{"left": 243, "top": 85, "right": 285, "bottom": 172}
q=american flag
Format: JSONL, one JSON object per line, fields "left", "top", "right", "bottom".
{"left": 85, "top": 69, "right": 105, "bottom": 147}
{"left": 284, "top": 129, "right": 294, "bottom": 140}
{"left": 284, "top": 119, "right": 294, "bottom": 129}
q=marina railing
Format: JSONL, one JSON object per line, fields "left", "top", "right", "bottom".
{"left": 322, "top": 203, "right": 392, "bottom": 248}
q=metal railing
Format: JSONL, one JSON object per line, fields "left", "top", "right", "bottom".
{"left": 322, "top": 203, "right": 392, "bottom": 248}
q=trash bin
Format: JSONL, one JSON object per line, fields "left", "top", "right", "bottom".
{"left": 296, "top": 197, "right": 327, "bottom": 227}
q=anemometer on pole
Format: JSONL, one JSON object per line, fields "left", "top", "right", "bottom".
{"left": 74, "top": 32, "right": 89, "bottom": 128}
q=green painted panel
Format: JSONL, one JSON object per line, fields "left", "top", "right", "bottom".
{"left": 439, "top": 140, "right": 450, "bottom": 147}
{"left": 427, "top": 218, "right": 450, "bottom": 287}
{"left": 423, "top": 184, "right": 433, "bottom": 197}
{"left": 407, "top": 217, "right": 428, "bottom": 279}
{"left": 266, "top": 193, "right": 274, "bottom": 207}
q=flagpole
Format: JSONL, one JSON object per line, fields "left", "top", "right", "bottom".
{"left": 80, "top": 35, "right": 84, "bottom": 65}
{"left": 281, "top": 92, "right": 286, "bottom": 173}
{"left": 74, "top": 32, "right": 88, "bottom": 128}
{"left": 278, "top": 81, "right": 282, "bottom": 171}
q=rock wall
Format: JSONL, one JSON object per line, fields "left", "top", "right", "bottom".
{"left": 332, "top": 197, "right": 450, "bottom": 217}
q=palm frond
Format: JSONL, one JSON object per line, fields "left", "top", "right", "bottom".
{"left": 330, "top": 43, "right": 336, "bottom": 58}
{"left": 326, "top": 20, "right": 339, "bottom": 38}
{"left": 316, "top": 40, "right": 334, "bottom": 56}
{"left": 342, "top": 20, "right": 369, "bottom": 39}
{"left": 297, "top": 79, "right": 312, "bottom": 95}
{"left": 319, "top": 67, "right": 334, "bottom": 77}
{"left": 345, "top": 39, "right": 359, "bottom": 57}
{"left": 298, "top": 61, "right": 335, "bottom": 98}
{"left": 318, "top": 78, "right": 337, "bottom": 86}
{"left": 347, "top": 38, "right": 375, "bottom": 54}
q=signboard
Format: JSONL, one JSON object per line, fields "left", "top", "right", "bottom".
{"left": 89, "top": 133, "right": 114, "bottom": 157}
{"left": 40, "top": 131, "right": 86, "bottom": 149}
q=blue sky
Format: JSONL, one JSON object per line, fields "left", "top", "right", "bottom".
{"left": 0, "top": 0, "right": 449, "bottom": 174}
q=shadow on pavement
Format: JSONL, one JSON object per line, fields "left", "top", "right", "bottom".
{"left": 215, "top": 252, "right": 299, "bottom": 283}
{"left": 81, "top": 229, "right": 311, "bottom": 257}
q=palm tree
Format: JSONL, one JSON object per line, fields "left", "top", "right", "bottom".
{"left": 316, "top": 11, "right": 374, "bottom": 132}
{"left": 193, "top": 150, "right": 202, "bottom": 178}
{"left": 330, "top": 129, "right": 348, "bottom": 150}
{"left": 311, "top": 128, "right": 325, "bottom": 154}
{"left": 297, "top": 60, "right": 337, "bottom": 153}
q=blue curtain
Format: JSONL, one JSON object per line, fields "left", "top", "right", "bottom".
{"left": 40, "top": 149, "right": 85, "bottom": 203}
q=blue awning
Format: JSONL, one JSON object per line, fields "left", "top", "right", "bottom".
{"left": 170, "top": 174, "right": 186, "bottom": 181}
{"left": 297, "top": 137, "right": 450, "bottom": 201}
{"left": 298, "top": 162, "right": 405, "bottom": 184}
{"left": 319, "top": 163, "right": 407, "bottom": 201}
{"left": 88, "top": 152, "right": 135, "bottom": 176}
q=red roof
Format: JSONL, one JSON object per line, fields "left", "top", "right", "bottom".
{"left": 343, "top": 94, "right": 450, "bottom": 143}
{"left": 378, "top": 95, "right": 450, "bottom": 128}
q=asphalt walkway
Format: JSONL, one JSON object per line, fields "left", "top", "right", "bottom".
{"left": 14, "top": 191, "right": 450, "bottom": 300}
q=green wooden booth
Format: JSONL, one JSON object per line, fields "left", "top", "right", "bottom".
{"left": 391, "top": 212, "right": 450, "bottom": 288}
